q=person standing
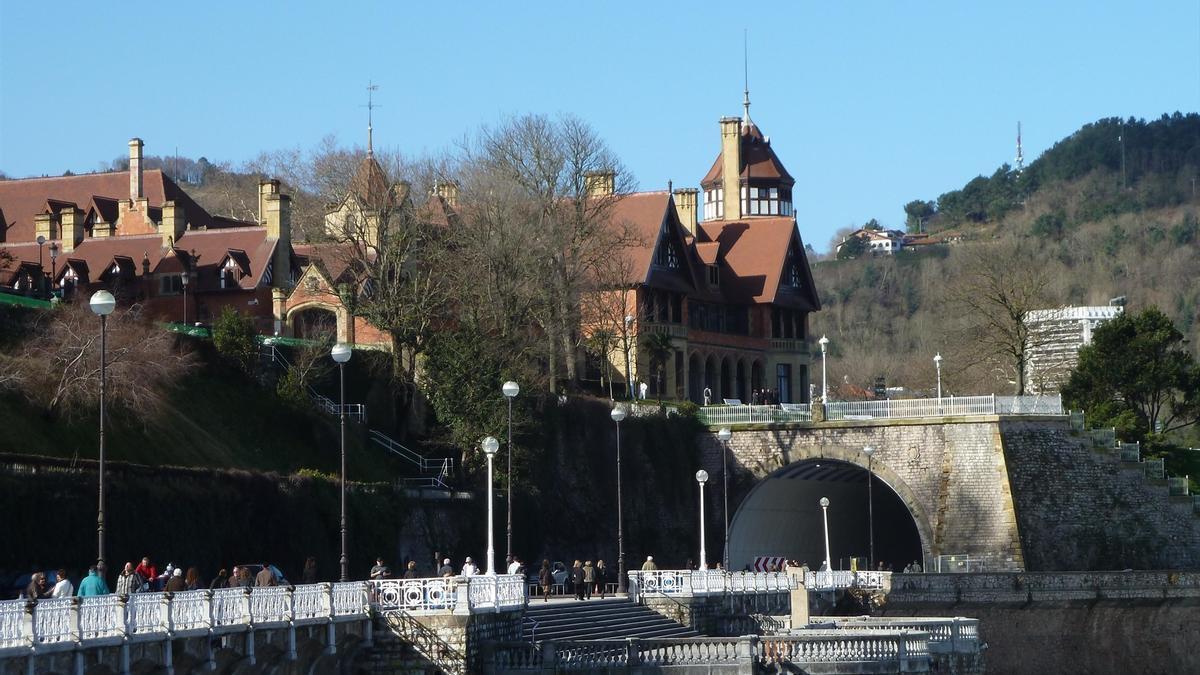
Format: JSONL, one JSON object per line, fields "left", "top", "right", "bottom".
{"left": 402, "top": 561, "right": 419, "bottom": 579}
{"left": 254, "top": 563, "right": 277, "bottom": 587}
{"left": 134, "top": 557, "right": 157, "bottom": 592}
{"left": 209, "top": 569, "right": 229, "bottom": 590}
{"left": 116, "top": 563, "right": 143, "bottom": 595}
{"left": 641, "top": 556, "right": 658, "bottom": 571}
{"left": 538, "top": 560, "right": 553, "bottom": 602}
{"left": 24, "top": 572, "right": 50, "bottom": 600}
{"left": 77, "top": 566, "right": 109, "bottom": 596}
{"left": 302, "top": 557, "right": 318, "bottom": 584}
{"left": 595, "top": 560, "right": 608, "bottom": 599}
{"left": 582, "top": 561, "right": 596, "bottom": 600}
{"left": 461, "top": 557, "right": 478, "bottom": 577}
{"left": 165, "top": 568, "right": 187, "bottom": 593}
{"left": 370, "top": 557, "right": 387, "bottom": 581}
{"left": 571, "top": 560, "right": 585, "bottom": 600}
{"left": 437, "top": 558, "right": 454, "bottom": 577}
{"left": 51, "top": 569, "right": 74, "bottom": 598}
{"left": 185, "top": 568, "right": 202, "bottom": 591}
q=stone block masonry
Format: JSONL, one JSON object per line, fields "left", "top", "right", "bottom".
{"left": 703, "top": 415, "right": 1199, "bottom": 571}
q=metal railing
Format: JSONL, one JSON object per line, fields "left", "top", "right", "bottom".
{"left": 932, "top": 553, "right": 1021, "bottom": 573}
{"left": 264, "top": 344, "right": 367, "bottom": 422}
{"left": 369, "top": 430, "right": 454, "bottom": 482}
{"left": 369, "top": 574, "right": 526, "bottom": 616}
{"left": 1120, "top": 442, "right": 1141, "bottom": 462}
{"left": 1144, "top": 458, "right": 1165, "bottom": 480}
{"left": 698, "top": 393, "right": 1063, "bottom": 426}
{"left": 1168, "top": 476, "right": 1191, "bottom": 497}
{"left": 803, "top": 570, "right": 890, "bottom": 592}
{"left": 0, "top": 583, "right": 369, "bottom": 655}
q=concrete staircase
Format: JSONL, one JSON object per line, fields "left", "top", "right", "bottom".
{"left": 523, "top": 599, "right": 698, "bottom": 642}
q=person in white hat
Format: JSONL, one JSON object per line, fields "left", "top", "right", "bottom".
{"left": 641, "top": 555, "right": 658, "bottom": 571}
{"left": 461, "top": 557, "right": 478, "bottom": 576}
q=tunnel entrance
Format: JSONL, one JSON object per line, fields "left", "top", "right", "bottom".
{"left": 727, "top": 459, "right": 923, "bottom": 572}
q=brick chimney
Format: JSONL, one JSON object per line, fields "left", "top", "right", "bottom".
{"left": 719, "top": 117, "right": 742, "bottom": 220}
{"left": 584, "top": 171, "right": 616, "bottom": 198}
{"left": 264, "top": 192, "right": 291, "bottom": 289}
{"left": 258, "top": 179, "right": 280, "bottom": 225}
{"left": 161, "top": 201, "right": 185, "bottom": 248}
{"left": 433, "top": 180, "right": 459, "bottom": 208}
{"left": 129, "top": 138, "right": 144, "bottom": 202}
{"left": 61, "top": 207, "right": 84, "bottom": 252}
{"left": 673, "top": 188, "right": 699, "bottom": 236}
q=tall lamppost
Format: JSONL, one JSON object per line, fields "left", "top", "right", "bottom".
{"left": 695, "top": 470, "right": 709, "bottom": 570}
{"left": 90, "top": 290, "right": 116, "bottom": 570}
{"left": 482, "top": 436, "right": 500, "bottom": 575}
{"left": 863, "top": 446, "right": 876, "bottom": 568}
{"left": 623, "top": 314, "right": 635, "bottom": 400}
{"left": 717, "top": 427, "right": 732, "bottom": 570}
{"left": 819, "top": 496, "right": 831, "bottom": 571}
{"left": 331, "top": 343, "right": 352, "bottom": 581}
{"left": 48, "top": 242, "right": 59, "bottom": 295}
{"left": 818, "top": 335, "right": 830, "bottom": 402}
{"left": 502, "top": 380, "right": 519, "bottom": 562}
{"left": 611, "top": 405, "right": 628, "bottom": 592}
{"left": 180, "top": 270, "right": 190, "bottom": 327}
{"left": 933, "top": 352, "right": 943, "bottom": 400}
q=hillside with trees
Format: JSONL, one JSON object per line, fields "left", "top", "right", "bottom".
{"left": 810, "top": 113, "right": 1200, "bottom": 461}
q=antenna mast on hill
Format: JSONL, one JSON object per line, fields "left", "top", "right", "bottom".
{"left": 363, "top": 82, "right": 381, "bottom": 156}
{"left": 1015, "top": 121, "right": 1024, "bottom": 173}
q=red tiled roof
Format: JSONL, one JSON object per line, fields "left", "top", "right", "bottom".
{"left": 606, "top": 191, "right": 672, "bottom": 281}
{"left": 700, "top": 122, "right": 795, "bottom": 188}
{"left": 697, "top": 217, "right": 812, "bottom": 306}
{"left": 163, "top": 227, "right": 278, "bottom": 291}
{"left": 0, "top": 169, "right": 223, "bottom": 243}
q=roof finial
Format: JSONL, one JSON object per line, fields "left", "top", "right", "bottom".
{"left": 363, "top": 81, "right": 381, "bottom": 156}
{"left": 742, "top": 29, "right": 751, "bottom": 124}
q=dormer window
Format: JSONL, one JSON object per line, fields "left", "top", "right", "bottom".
{"left": 655, "top": 241, "right": 679, "bottom": 269}
{"left": 707, "top": 263, "right": 720, "bottom": 286}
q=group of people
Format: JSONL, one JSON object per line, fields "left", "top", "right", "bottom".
{"left": 20, "top": 555, "right": 314, "bottom": 600}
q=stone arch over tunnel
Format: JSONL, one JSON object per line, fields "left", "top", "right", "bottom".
{"left": 727, "top": 451, "right": 931, "bottom": 571}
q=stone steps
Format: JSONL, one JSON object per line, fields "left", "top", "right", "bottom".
{"left": 523, "top": 598, "right": 698, "bottom": 642}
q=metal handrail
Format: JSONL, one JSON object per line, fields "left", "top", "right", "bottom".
{"left": 369, "top": 430, "right": 454, "bottom": 474}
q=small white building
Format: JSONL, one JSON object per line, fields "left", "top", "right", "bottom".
{"left": 1025, "top": 305, "right": 1123, "bottom": 393}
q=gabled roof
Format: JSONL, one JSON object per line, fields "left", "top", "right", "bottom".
{"left": 606, "top": 191, "right": 672, "bottom": 281}
{"left": 0, "top": 169, "right": 223, "bottom": 242}
{"left": 700, "top": 122, "right": 795, "bottom": 188}
{"left": 158, "top": 227, "right": 279, "bottom": 291}
{"left": 696, "top": 216, "right": 819, "bottom": 309}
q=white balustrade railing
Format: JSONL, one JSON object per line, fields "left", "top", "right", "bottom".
{"left": 760, "top": 629, "right": 930, "bottom": 666}
{"left": 804, "top": 570, "right": 889, "bottom": 592}
{"left": 628, "top": 570, "right": 799, "bottom": 600}
{"left": 0, "top": 583, "right": 370, "bottom": 655}
{"left": 810, "top": 616, "right": 982, "bottom": 654}
{"left": 699, "top": 393, "right": 1063, "bottom": 425}
{"left": 368, "top": 574, "right": 525, "bottom": 615}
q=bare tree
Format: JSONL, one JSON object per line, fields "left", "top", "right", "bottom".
{"left": 941, "top": 240, "right": 1053, "bottom": 395}
{"left": 0, "top": 303, "right": 193, "bottom": 418}
{"left": 466, "top": 113, "right": 637, "bottom": 392}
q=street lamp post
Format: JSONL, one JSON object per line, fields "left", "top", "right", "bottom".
{"left": 90, "top": 291, "right": 116, "bottom": 570}
{"left": 482, "top": 436, "right": 500, "bottom": 575}
{"left": 181, "top": 270, "right": 190, "bottom": 327}
{"left": 818, "top": 335, "right": 830, "bottom": 402}
{"left": 623, "top": 315, "right": 635, "bottom": 400}
{"left": 819, "top": 496, "right": 831, "bottom": 571}
{"left": 331, "top": 343, "right": 352, "bottom": 581}
{"left": 611, "top": 405, "right": 628, "bottom": 591}
{"left": 49, "top": 242, "right": 59, "bottom": 295}
{"left": 863, "top": 446, "right": 875, "bottom": 568}
{"left": 696, "top": 470, "right": 709, "bottom": 570}
{"left": 717, "top": 427, "right": 732, "bottom": 570}
{"left": 934, "top": 352, "right": 943, "bottom": 400}
{"left": 502, "top": 380, "right": 519, "bottom": 563}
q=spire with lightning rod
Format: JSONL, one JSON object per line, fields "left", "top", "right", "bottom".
{"left": 1015, "top": 121, "right": 1024, "bottom": 173}
{"left": 362, "top": 81, "right": 381, "bottom": 157}
{"left": 742, "top": 29, "right": 752, "bottom": 125}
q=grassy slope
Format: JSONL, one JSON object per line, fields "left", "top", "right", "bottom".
{"left": 0, "top": 366, "right": 404, "bottom": 481}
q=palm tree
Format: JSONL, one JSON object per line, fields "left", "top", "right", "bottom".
{"left": 642, "top": 331, "right": 675, "bottom": 401}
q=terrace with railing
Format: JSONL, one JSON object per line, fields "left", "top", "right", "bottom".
{"left": 698, "top": 393, "right": 1063, "bottom": 426}
{"left": 369, "top": 574, "right": 526, "bottom": 616}
{"left": 626, "top": 569, "right": 888, "bottom": 600}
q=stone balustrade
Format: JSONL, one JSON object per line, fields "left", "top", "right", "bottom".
{"left": 484, "top": 632, "right": 935, "bottom": 673}
{"left": 809, "top": 615, "right": 981, "bottom": 655}
{"left": 0, "top": 582, "right": 369, "bottom": 659}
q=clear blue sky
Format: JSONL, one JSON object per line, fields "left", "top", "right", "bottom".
{"left": 2, "top": 1, "right": 1197, "bottom": 251}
